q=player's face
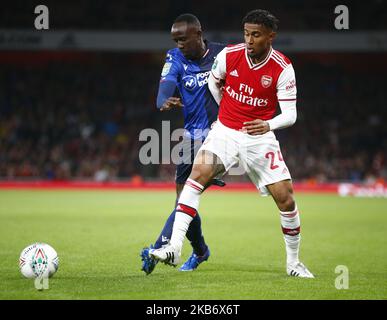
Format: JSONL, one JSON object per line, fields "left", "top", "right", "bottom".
{"left": 244, "top": 23, "right": 276, "bottom": 60}
{"left": 171, "top": 22, "right": 202, "bottom": 60}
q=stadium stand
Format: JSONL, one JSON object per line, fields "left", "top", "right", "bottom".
{"left": 0, "top": 51, "right": 385, "bottom": 182}
{"left": 0, "top": 1, "right": 385, "bottom": 183}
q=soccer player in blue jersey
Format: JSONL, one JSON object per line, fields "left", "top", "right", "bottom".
{"left": 140, "top": 14, "right": 225, "bottom": 274}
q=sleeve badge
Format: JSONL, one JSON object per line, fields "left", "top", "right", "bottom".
{"left": 161, "top": 62, "right": 172, "bottom": 77}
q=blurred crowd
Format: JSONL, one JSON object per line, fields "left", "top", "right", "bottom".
{"left": 0, "top": 52, "right": 385, "bottom": 183}
{"left": 0, "top": 53, "right": 159, "bottom": 181}
{"left": 280, "top": 57, "right": 386, "bottom": 183}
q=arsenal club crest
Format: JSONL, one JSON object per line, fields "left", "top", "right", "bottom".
{"left": 261, "top": 75, "right": 272, "bottom": 88}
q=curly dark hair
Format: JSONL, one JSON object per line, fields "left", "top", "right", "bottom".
{"left": 242, "top": 9, "right": 279, "bottom": 31}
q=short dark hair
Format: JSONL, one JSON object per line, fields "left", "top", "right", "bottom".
{"left": 174, "top": 13, "right": 201, "bottom": 28}
{"left": 242, "top": 9, "right": 279, "bottom": 31}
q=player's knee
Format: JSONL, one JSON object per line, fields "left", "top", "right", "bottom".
{"left": 278, "top": 195, "right": 296, "bottom": 212}
{"left": 189, "top": 164, "right": 213, "bottom": 187}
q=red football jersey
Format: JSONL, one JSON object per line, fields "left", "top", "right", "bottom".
{"left": 211, "top": 43, "right": 297, "bottom": 130}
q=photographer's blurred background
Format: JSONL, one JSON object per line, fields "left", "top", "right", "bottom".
{"left": 0, "top": 0, "right": 386, "bottom": 184}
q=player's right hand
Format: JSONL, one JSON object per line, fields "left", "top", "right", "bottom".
{"left": 160, "top": 97, "right": 184, "bottom": 111}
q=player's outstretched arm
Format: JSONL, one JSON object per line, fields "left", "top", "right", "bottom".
{"left": 208, "top": 72, "right": 223, "bottom": 105}
{"left": 156, "top": 80, "right": 183, "bottom": 111}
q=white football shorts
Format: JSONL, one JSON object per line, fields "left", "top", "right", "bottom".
{"left": 198, "top": 120, "right": 292, "bottom": 195}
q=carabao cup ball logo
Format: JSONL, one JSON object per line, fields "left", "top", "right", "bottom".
{"left": 31, "top": 247, "right": 49, "bottom": 276}
{"left": 182, "top": 75, "right": 197, "bottom": 91}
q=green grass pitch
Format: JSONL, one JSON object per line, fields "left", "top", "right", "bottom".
{"left": 0, "top": 189, "right": 386, "bottom": 300}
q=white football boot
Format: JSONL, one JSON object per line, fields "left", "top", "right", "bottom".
{"left": 149, "top": 245, "right": 181, "bottom": 266}
{"left": 287, "top": 262, "right": 314, "bottom": 278}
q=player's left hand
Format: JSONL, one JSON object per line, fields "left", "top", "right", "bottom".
{"left": 241, "top": 119, "right": 270, "bottom": 135}
{"left": 160, "top": 97, "right": 184, "bottom": 111}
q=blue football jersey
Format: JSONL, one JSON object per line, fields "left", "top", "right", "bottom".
{"left": 160, "top": 41, "right": 225, "bottom": 139}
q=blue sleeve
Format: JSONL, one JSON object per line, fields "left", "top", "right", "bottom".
{"left": 156, "top": 80, "right": 177, "bottom": 109}
{"left": 156, "top": 52, "right": 181, "bottom": 109}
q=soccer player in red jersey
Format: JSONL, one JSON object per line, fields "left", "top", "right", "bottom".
{"left": 150, "top": 9, "right": 314, "bottom": 278}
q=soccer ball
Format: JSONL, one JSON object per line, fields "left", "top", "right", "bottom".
{"left": 19, "top": 243, "right": 59, "bottom": 278}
